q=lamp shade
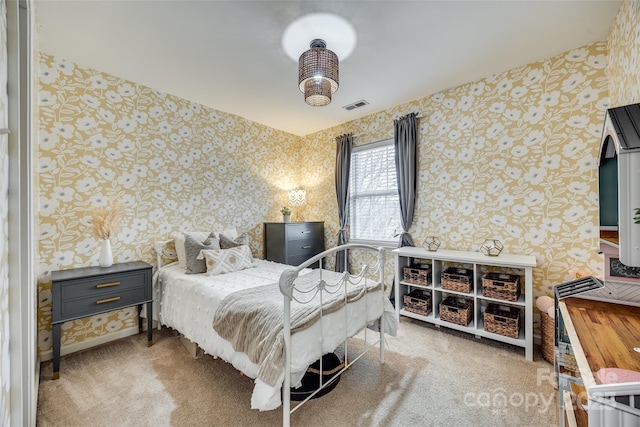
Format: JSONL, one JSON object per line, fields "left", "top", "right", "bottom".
{"left": 304, "top": 79, "right": 331, "bottom": 107}
{"left": 288, "top": 189, "right": 307, "bottom": 206}
{"left": 298, "top": 39, "right": 338, "bottom": 106}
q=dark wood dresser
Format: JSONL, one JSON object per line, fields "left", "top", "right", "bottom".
{"left": 51, "top": 261, "right": 153, "bottom": 379}
{"left": 263, "top": 221, "right": 324, "bottom": 267}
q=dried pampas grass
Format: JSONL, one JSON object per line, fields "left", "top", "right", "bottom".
{"left": 90, "top": 200, "right": 123, "bottom": 240}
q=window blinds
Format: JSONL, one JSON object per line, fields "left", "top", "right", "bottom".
{"left": 349, "top": 142, "right": 401, "bottom": 242}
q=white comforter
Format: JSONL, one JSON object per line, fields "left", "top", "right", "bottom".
{"left": 154, "top": 260, "right": 395, "bottom": 410}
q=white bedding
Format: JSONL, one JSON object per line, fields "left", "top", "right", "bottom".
{"left": 154, "top": 260, "right": 395, "bottom": 411}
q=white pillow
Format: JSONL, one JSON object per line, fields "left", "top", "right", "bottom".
{"left": 172, "top": 228, "right": 238, "bottom": 269}
{"left": 198, "top": 245, "right": 254, "bottom": 275}
{"left": 220, "top": 228, "right": 238, "bottom": 240}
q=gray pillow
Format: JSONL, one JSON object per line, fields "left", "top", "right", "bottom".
{"left": 184, "top": 232, "right": 220, "bottom": 274}
{"left": 219, "top": 232, "right": 249, "bottom": 249}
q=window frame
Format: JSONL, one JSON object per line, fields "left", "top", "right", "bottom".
{"left": 348, "top": 138, "right": 401, "bottom": 247}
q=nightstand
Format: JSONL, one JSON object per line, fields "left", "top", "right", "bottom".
{"left": 51, "top": 261, "right": 153, "bottom": 379}
{"left": 263, "top": 221, "right": 324, "bottom": 267}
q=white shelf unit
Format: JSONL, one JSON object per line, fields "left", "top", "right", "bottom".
{"left": 393, "top": 247, "right": 536, "bottom": 360}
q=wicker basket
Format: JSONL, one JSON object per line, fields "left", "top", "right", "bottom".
{"left": 484, "top": 303, "right": 520, "bottom": 339}
{"left": 440, "top": 296, "right": 472, "bottom": 326}
{"left": 558, "top": 342, "right": 579, "bottom": 373}
{"left": 403, "top": 289, "right": 432, "bottom": 316}
{"left": 482, "top": 272, "right": 521, "bottom": 302}
{"left": 441, "top": 267, "right": 473, "bottom": 293}
{"left": 403, "top": 264, "right": 431, "bottom": 286}
{"left": 540, "top": 311, "right": 554, "bottom": 364}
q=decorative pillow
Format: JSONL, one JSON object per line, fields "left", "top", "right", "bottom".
{"left": 171, "top": 232, "right": 187, "bottom": 268}
{"left": 184, "top": 233, "right": 220, "bottom": 274}
{"left": 173, "top": 228, "right": 238, "bottom": 268}
{"left": 219, "top": 232, "right": 249, "bottom": 249}
{"left": 198, "top": 245, "right": 254, "bottom": 275}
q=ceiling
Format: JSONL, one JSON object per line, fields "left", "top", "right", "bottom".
{"left": 34, "top": 0, "right": 622, "bottom": 137}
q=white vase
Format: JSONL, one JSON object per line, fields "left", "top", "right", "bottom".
{"left": 99, "top": 239, "right": 113, "bottom": 267}
{"left": 283, "top": 215, "right": 291, "bottom": 223}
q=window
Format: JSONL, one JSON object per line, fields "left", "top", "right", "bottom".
{"left": 349, "top": 139, "right": 401, "bottom": 243}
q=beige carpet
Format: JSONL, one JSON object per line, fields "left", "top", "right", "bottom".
{"left": 37, "top": 319, "right": 558, "bottom": 427}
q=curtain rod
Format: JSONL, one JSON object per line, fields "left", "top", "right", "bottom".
{"left": 348, "top": 112, "right": 422, "bottom": 139}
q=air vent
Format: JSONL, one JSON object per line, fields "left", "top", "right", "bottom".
{"left": 342, "top": 99, "right": 369, "bottom": 111}
{"left": 554, "top": 276, "right": 604, "bottom": 301}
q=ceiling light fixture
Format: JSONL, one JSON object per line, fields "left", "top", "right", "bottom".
{"left": 298, "top": 39, "right": 338, "bottom": 107}
{"left": 282, "top": 13, "right": 356, "bottom": 107}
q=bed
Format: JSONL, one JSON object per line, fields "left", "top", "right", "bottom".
{"left": 152, "top": 231, "right": 397, "bottom": 426}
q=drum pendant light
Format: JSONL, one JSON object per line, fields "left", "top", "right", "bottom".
{"left": 298, "top": 39, "right": 339, "bottom": 106}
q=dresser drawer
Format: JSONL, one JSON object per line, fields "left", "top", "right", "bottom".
{"left": 58, "top": 285, "right": 149, "bottom": 321}
{"left": 286, "top": 222, "right": 323, "bottom": 241}
{"left": 58, "top": 270, "right": 149, "bottom": 301}
{"left": 287, "top": 238, "right": 324, "bottom": 257}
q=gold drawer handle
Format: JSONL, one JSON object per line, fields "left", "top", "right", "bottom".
{"left": 301, "top": 231, "right": 311, "bottom": 234}
{"left": 96, "top": 281, "right": 120, "bottom": 288}
{"left": 302, "top": 245, "right": 312, "bottom": 249}
{"left": 96, "top": 296, "right": 121, "bottom": 305}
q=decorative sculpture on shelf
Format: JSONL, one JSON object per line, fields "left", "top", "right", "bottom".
{"left": 480, "top": 239, "right": 503, "bottom": 257}
{"left": 422, "top": 236, "right": 441, "bottom": 252}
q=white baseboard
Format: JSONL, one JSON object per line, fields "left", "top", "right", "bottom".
{"left": 39, "top": 325, "right": 140, "bottom": 362}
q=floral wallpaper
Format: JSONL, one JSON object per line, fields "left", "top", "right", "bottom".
{"left": 302, "top": 41, "right": 610, "bottom": 330}
{"left": 36, "top": 52, "right": 301, "bottom": 355}
{"left": 607, "top": 0, "right": 640, "bottom": 107}
{"left": 0, "top": 0, "right": 9, "bottom": 422}
{"left": 35, "top": 1, "right": 640, "bottom": 358}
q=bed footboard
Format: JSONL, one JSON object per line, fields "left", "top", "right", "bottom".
{"left": 279, "top": 243, "right": 390, "bottom": 427}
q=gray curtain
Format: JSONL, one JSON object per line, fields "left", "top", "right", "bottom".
{"left": 394, "top": 112, "right": 418, "bottom": 247}
{"left": 334, "top": 133, "right": 353, "bottom": 272}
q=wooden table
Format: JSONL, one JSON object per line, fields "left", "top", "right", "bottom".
{"left": 558, "top": 297, "right": 640, "bottom": 426}
{"left": 561, "top": 297, "right": 640, "bottom": 389}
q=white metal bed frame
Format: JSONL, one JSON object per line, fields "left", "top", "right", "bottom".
{"left": 279, "top": 243, "right": 386, "bottom": 427}
{"left": 153, "top": 241, "right": 390, "bottom": 426}
{"left": 278, "top": 243, "right": 388, "bottom": 427}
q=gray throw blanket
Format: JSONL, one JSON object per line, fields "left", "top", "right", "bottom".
{"left": 212, "top": 269, "right": 381, "bottom": 387}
